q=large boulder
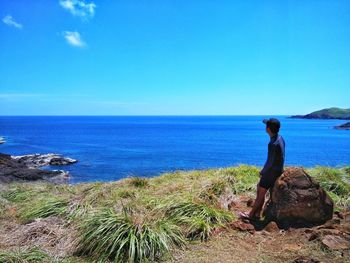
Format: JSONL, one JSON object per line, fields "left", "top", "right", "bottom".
{"left": 265, "top": 167, "right": 334, "bottom": 227}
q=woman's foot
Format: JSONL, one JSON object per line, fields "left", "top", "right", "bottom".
{"left": 238, "top": 211, "right": 260, "bottom": 222}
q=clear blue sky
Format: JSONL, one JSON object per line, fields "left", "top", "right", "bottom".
{"left": 1, "top": 0, "right": 349, "bottom": 115}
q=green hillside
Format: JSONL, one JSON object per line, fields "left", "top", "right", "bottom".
{"left": 291, "top": 107, "right": 350, "bottom": 119}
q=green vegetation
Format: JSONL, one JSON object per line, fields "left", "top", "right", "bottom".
{"left": 128, "top": 176, "right": 149, "bottom": 188}
{"left": 0, "top": 247, "right": 49, "bottom": 263}
{"left": 20, "top": 197, "right": 68, "bottom": 223}
{"left": 77, "top": 208, "right": 185, "bottom": 262}
{"left": 164, "top": 200, "right": 234, "bottom": 241}
{"left": 308, "top": 166, "right": 350, "bottom": 209}
{"left": 1, "top": 185, "right": 35, "bottom": 203}
{"left": 0, "top": 165, "right": 349, "bottom": 262}
{"left": 291, "top": 107, "right": 350, "bottom": 119}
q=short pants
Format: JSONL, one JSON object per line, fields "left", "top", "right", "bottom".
{"left": 258, "top": 170, "right": 282, "bottom": 190}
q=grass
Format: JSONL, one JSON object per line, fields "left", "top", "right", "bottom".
{"left": 344, "top": 166, "right": 350, "bottom": 175}
{"left": 0, "top": 247, "right": 49, "bottom": 263}
{"left": 198, "top": 177, "right": 230, "bottom": 205}
{"left": 308, "top": 166, "right": 350, "bottom": 209}
{"left": 1, "top": 185, "right": 36, "bottom": 203}
{"left": 0, "top": 165, "right": 349, "bottom": 263}
{"left": 221, "top": 165, "right": 260, "bottom": 194}
{"left": 164, "top": 200, "right": 234, "bottom": 241}
{"left": 129, "top": 177, "right": 149, "bottom": 188}
{"left": 76, "top": 208, "right": 185, "bottom": 262}
{"left": 19, "top": 197, "right": 69, "bottom": 223}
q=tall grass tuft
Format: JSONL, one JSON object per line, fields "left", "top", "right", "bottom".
{"left": 117, "top": 189, "right": 136, "bottom": 199}
{"left": 20, "top": 197, "right": 68, "bottom": 223}
{"left": 129, "top": 177, "right": 149, "bottom": 188}
{"left": 1, "top": 186, "right": 35, "bottom": 203}
{"left": 309, "top": 167, "right": 350, "bottom": 210}
{"left": 0, "top": 247, "right": 49, "bottom": 263}
{"left": 344, "top": 166, "right": 350, "bottom": 176}
{"left": 199, "top": 178, "right": 231, "bottom": 205}
{"left": 164, "top": 200, "right": 234, "bottom": 241}
{"left": 310, "top": 167, "right": 350, "bottom": 196}
{"left": 77, "top": 208, "right": 185, "bottom": 262}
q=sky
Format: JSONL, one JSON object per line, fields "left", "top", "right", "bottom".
{"left": 0, "top": 0, "right": 349, "bottom": 115}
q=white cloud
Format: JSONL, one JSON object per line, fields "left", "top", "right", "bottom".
{"left": 2, "top": 15, "right": 23, "bottom": 29}
{"left": 63, "top": 31, "right": 86, "bottom": 47}
{"left": 59, "top": 0, "right": 96, "bottom": 20}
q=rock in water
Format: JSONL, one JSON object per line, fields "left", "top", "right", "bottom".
{"left": 0, "top": 153, "right": 75, "bottom": 183}
{"left": 334, "top": 121, "right": 350, "bottom": 130}
{"left": 12, "top": 153, "right": 77, "bottom": 168}
{"left": 265, "top": 167, "right": 334, "bottom": 227}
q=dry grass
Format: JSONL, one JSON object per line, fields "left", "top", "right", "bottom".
{"left": 0, "top": 217, "right": 77, "bottom": 259}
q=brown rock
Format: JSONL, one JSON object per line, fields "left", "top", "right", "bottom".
{"left": 284, "top": 243, "right": 302, "bottom": 251}
{"left": 229, "top": 220, "right": 255, "bottom": 234}
{"left": 321, "top": 234, "right": 350, "bottom": 250}
{"left": 307, "top": 231, "right": 319, "bottom": 241}
{"left": 319, "top": 218, "right": 340, "bottom": 229}
{"left": 264, "top": 221, "right": 279, "bottom": 232}
{"left": 265, "top": 167, "right": 334, "bottom": 227}
{"left": 246, "top": 198, "right": 254, "bottom": 207}
{"left": 335, "top": 211, "right": 345, "bottom": 219}
{"left": 317, "top": 214, "right": 350, "bottom": 234}
{"left": 293, "top": 256, "right": 320, "bottom": 263}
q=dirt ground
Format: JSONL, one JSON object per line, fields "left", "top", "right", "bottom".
{"left": 166, "top": 196, "right": 349, "bottom": 263}
{"left": 167, "top": 228, "right": 346, "bottom": 263}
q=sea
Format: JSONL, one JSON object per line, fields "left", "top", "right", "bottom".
{"left": 0, "top": 116, "right": 349, "bottom": 183}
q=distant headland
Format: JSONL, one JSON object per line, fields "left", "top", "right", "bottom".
{"left": 290, "top": 107, "right": 350, "bottom": 130}
{"left": 290, "top": 107, "right": 350, "bottom": 120}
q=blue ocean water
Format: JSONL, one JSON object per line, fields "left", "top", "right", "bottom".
{"left": 0, "top": 116, "right": 349, "bottom": 183}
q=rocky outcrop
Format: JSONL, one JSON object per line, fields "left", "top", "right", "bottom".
{"left": 334, "top": 122, "right": 350, "bottom": 130}
{"left": 12, "top": 153, "right": 77, "bottom": 168}
{"left": 0, "top": 153, "right": 77, "bottom": 183}
{"left": 305, "top": 211, "right": 350, "bottom": 252}
{"left": 265, "top": 167, "right": 334, "bottom": 227}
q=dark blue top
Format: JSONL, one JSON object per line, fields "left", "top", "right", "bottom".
{"left": 260, "top": 134, "right": 285, "bottom": 175}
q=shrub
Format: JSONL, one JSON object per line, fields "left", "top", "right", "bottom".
{"left": 199, "top": 178, "right": 230, "bottom": 205}
{"left": 129, "top": 177, "right": 149, "bottom": 188}
{"left": 165, "top": 200, "right": 234, "bottom": 241}
{"left": 77, "top": 208, "right": 185, "bottom": 262}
